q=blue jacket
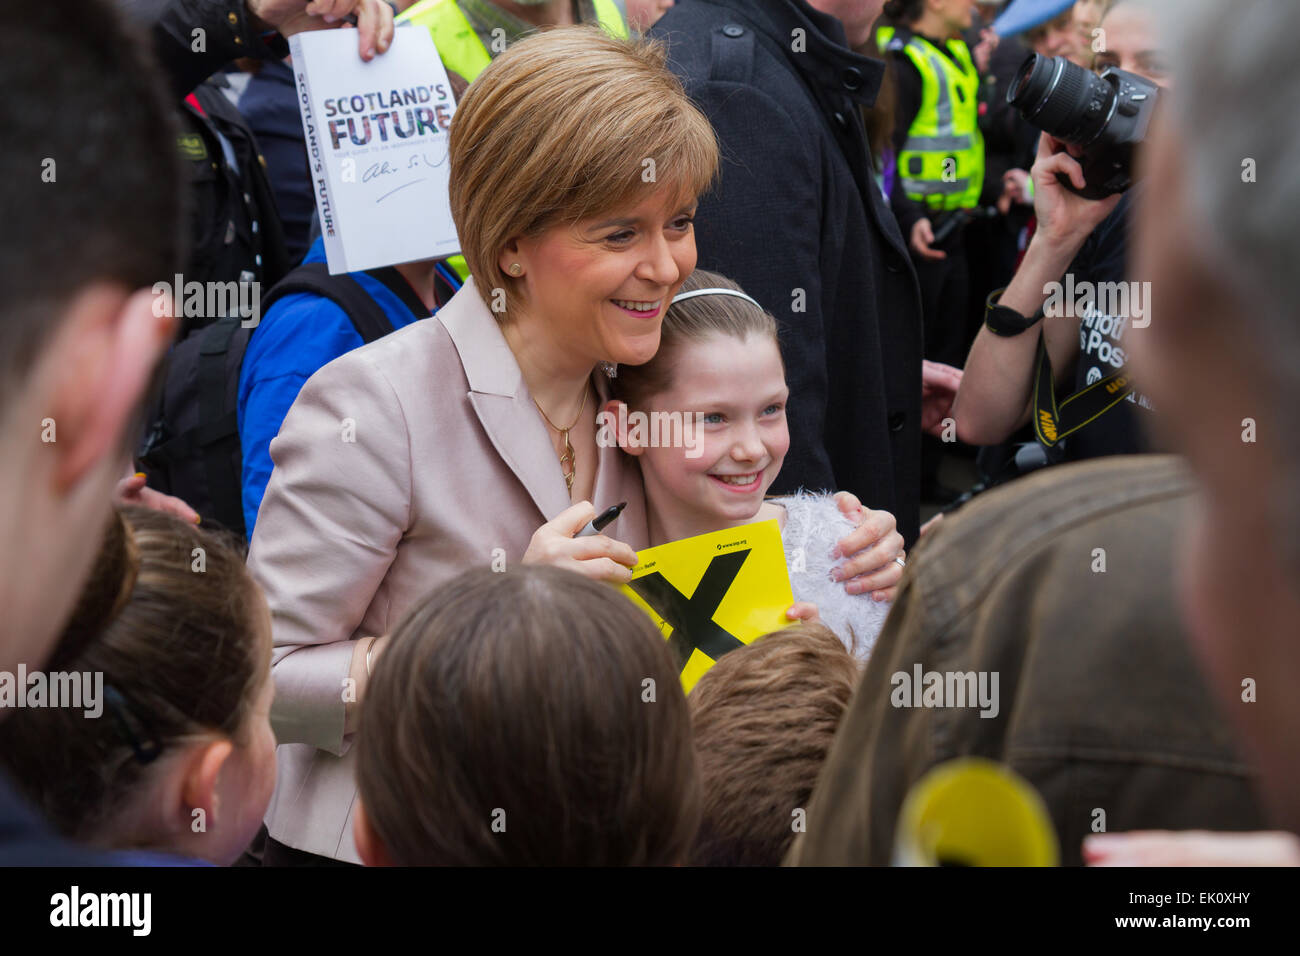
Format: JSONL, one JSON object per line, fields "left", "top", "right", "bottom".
{"left": 238, "top": 239, "right": 430, "bottom": 537}
{"left": 0, "top": 771, "right": 199, "bottom": 866}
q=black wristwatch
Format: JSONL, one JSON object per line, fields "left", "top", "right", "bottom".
{"left": 983, "top": 288, "right": 1045, "bottom": 337}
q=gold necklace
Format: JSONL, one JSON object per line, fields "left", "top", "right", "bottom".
{"left": 534, "top": 384, "right": 589, "bottom": 494}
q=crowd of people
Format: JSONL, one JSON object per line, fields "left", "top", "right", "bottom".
{"left": 1, "top": 0, "right": 1298, "bottom": 870}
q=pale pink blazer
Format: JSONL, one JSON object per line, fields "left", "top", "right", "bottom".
{"left": 247, "top": 276, "right": 648, "bottom": 862}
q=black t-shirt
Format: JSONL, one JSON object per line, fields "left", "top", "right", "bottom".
{"left": 1061, "top": 189, "right": 1155, "bottom": 462}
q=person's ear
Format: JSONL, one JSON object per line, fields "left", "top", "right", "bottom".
{"left": 598, "top": 398, "right": 643, "bottom": 456}
{"left": 353, "top": 800, "right": 394, "bottom": 867}
{"left": 46, "top": 283, "right": 175, "bottom": 494}
{"left": 180, "top": 738, "right": 234, "bottom": 836}
{"left": 497, "top": 237, "right": 527, "bottom": 280}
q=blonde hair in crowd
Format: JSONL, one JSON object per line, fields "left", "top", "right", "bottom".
{"left": 688, "top": 623, "right": 860, "bottom": 866}
{"left": 448, "top": 25, "right": 719, "bottom": 316}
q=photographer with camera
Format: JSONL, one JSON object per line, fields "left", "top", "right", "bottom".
{"left": 952, "top": 0, "right": 1163, "bottom": 467}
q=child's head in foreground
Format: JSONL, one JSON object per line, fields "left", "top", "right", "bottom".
{"left": 688, "top": 622, "right": 860, "bottom": 866}
{"left": 0, "top": 506, "right": 275, "bottom": 864}
{"left": 354, "top": 565, "right": 700, "bottom": 866}
{"left": 606, "top": 269, "right": 789, "bottom": 544}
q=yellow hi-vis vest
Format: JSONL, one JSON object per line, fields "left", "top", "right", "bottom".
{"left": 399, "top": 0, "right": 630, "bottom": 83}
{"left": 894, "top": 35, "right": 985, "bottom": 212}
{"left": 398, "top": 0, "right": 630, "bottom": 282}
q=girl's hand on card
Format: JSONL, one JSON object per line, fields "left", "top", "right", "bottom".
{"left": 523, "top": 501, "right": 638, "bottom": 584}
{"left": 786, "top": 602, "right": 821, "bottom": 625}
{"left": 832, "top": 492, "right": 904, "bottom": 601}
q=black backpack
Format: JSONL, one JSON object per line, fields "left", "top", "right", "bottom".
{"left": 136, "top": 262, "right": 406, "bottom": 538}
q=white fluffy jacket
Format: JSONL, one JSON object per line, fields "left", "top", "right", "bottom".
{"left": 775, "top": 492, "right": 892, "bottom": 661}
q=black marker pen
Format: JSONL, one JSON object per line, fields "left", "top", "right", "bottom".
{"left": 575, "top": 502, "right": 627, "bottom": 538}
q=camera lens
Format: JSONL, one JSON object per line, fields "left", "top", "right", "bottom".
{"left": 1008, "top": 54, "right": 1115, "bottom": 147}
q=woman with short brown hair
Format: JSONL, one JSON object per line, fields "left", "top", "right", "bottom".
{"left": 248, "top": 25, "right": 718, "bottom": 865}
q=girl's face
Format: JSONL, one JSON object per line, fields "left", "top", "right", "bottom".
{"left": 631, "top": 332, "right": 790, "bottom": 538}
{"left": 503, "top": 188, "right": 698, "bottom": 373}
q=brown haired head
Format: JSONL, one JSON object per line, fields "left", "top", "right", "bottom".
{"left": 448, "top": 25, "right": 719, "bottom": 316}
{"left": 356, "top": 565, "right": 700, "bottom": 865}
{"left": 611, "top": 268, "right": 781, "bottom": 410}
{"left": 0, "top": 506, "right": 268, "bottom": 843}
{"left": 687, "top": 622, "right": 860, "bottom": 866}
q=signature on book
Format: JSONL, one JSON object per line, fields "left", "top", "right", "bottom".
{"left": 363, "top": 144, "right": 450, "bottom": 203}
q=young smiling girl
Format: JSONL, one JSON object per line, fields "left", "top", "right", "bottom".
{"left": 603, "top": 270, "right": 906, "bottom": 659}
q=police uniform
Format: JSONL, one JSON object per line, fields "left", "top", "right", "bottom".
{"left": 882, "top": 25, "right": 987, "bottom": 371}
{"left": 881, "top": 25, "right": 991, "bottom": 501}
{"left": 400, "top": 0, "right": 628, "bottom": 81}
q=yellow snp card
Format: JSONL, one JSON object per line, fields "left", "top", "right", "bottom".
{"left": 621, "top": 520, "right": 794, "bottom": 693}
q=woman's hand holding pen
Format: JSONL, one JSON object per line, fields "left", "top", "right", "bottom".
{"left": 523, "top": 501, "right": 638, "bottom": 584}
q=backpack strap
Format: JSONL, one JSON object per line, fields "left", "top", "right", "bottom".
{"left": 260, "top": 262, "right": 399, "bottom": 344}
{"left": 197, "top": 316, "right": 246, "bottom": 533}
{"left": 365, "top": 263, "right": 435, "bottom": 320}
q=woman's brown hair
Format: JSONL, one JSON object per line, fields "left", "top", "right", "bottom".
{"left": 611, "top": 268, "right": 781, "bottom": 411}
{"left": 356, "top": 565, "right": 700, "bottom": 865}
{"left": 0, "top": 506, "right": 267, "bottom": 842}
{"left": 448, "top": 25, "right": 719, "bottom": 317}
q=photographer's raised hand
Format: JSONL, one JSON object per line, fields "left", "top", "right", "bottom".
{"left": 1030, "top": 133, "right": 1124, "bottom": 248}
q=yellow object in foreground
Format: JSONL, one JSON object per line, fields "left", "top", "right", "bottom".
{"left": 621, "top": 520, "right": 794, "bottom": 693}
{"left": 894, "top": 758, "right": 1060, "bottom": 867}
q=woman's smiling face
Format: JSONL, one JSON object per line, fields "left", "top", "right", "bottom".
{"left": 501, "top": 188, "right": 699, "bottom": 369}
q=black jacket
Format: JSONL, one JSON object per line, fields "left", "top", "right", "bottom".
{"left": 652, "top": 0, "right": 924, "bottom": 544}
{"left": 142, "top": 0, "right": 292, "bottom": 334}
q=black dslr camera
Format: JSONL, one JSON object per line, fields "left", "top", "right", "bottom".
{"left": 1008, "top": 53, "right": 1160, "bottom": 199}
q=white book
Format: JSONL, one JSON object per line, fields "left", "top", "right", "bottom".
{"left": 290, "top": 26, "right": 461, "bottom": 275}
